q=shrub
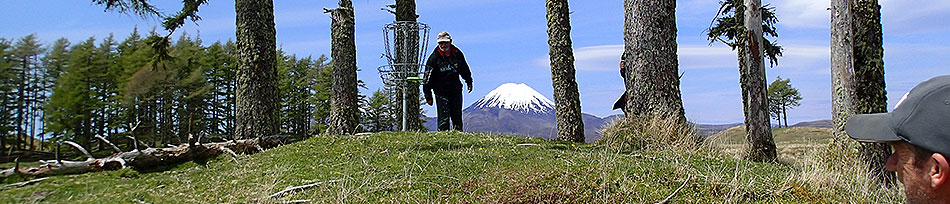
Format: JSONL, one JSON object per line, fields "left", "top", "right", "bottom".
{"left": 597, "top": 113, "right": 701, "bottom": 153}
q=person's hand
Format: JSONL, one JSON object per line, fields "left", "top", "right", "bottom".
{"left": 466, "top": 82, "right": 473, "bottom": 93}
{"left": 426, "top": 99, "right": 433, "bottom": 106}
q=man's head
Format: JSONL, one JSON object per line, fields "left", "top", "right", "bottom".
{"left": 620, "top": 51, "right": 627, "bottom": 68}
{"left": 437, "top": 31, "right": 452, "bottom": 52}
{"left": 886, "top": 141, "right": 949, "bottom": 203}
{"left": 846, "top": 75, "right": 950, "bottom": 202}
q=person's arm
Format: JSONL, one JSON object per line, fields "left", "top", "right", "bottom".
{"left": 457, "top": 51, "right": 473, "bottom": 91}
{"left": 423, "top": 55, "right": 436, "bottom": 104}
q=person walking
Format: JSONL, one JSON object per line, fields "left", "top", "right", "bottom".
{"left": 423, "top": 31, "right": 472, "bottom": 131}
{"left": 845, "top": 75, "right": 950, "bottom": 203}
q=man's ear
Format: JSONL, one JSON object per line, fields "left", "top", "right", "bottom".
{"left": 931, "top": 153, "right": 949, "bottom": 188}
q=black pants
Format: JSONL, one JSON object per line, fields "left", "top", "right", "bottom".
{"left": 435, "top": 89, "right": 463, "bottom": 131}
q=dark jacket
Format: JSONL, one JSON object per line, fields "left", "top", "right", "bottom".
{"left": 423, "top": 45, "right": 472, "bottom": 101}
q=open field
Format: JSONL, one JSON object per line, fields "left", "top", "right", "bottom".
{"left": 705, "top": 126, "right": 834, "bottom": 164}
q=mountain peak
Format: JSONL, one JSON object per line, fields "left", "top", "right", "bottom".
{"left": 467, "top": 83, "right": 555, "bottom": 114}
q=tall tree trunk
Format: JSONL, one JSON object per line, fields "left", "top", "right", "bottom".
{"left": 393, "top": 0, "right": 424, "bottom": 131}
{"left": 16, "top": 60, "right": 25, "bottom": 150}
{"left": 234, "top": 0, "right": 279, "bottom": 139}
{"left": 326, "top": 0, "right": 359, "bottom": 135}
{"left": 830, "top": 0, "right": 891, "bottom": 184}
{"left": 622, "top": 0, "right": 686, "bottom": 121}
{"left": 782, "top": 104, "right": 788, "bottom": 127}
{"left": 545, "top": 0, "right": 585, "bottom": 142}
{"left": 741, "top": 0, "right": 777, "bottom": 162}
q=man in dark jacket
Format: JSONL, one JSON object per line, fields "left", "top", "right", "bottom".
{"left": 423, "top": 31, "right": 472, "bottom": 131}
{"left": 613, "top": 51, "right": 629, "bottom": 115}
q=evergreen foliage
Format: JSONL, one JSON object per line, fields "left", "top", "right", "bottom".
{"left": 362, "top": 89, "right": 398, "bottom": 132}
{"left": 278, "top": 53, "right": 330, "bottom": 139}
{"left": 767, "top": 76, "right": 802, "bottom": 127}
{"left": 707, "top": 0, "right": 782, "bottom": 162}
{"left": 0, "top": 31, "right": 335, "bottom": 152}
{"left": 0, "top": 38, "right": 15, "bottom": 150}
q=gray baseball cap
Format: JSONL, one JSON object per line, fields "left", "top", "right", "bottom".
{"left": 845, "top": 75, "right": 950, "bottom": 156}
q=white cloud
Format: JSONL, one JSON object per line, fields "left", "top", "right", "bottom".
{"left": 881, "top": 0, "right": 950, "bottom": 35}
{"left": 774, "top": 0, "right": 830, "bottom": 29}
{"left": 534, "top": 44, "right": 741, "bottom": 71}
{"left": 772, "top": 0, "right": 950, "bottom": 34}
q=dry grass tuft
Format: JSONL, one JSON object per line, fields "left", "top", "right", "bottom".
{"left": 792, "top": 144, "right": 904, "bottom": 202}
{"left": 597, "top": 113, "right": 702, "bottom": 153}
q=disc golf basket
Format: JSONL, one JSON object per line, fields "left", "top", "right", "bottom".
{"left": 378, "top": 21, "right": 431, "bottom": 131}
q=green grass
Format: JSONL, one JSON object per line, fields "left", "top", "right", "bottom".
{"left": 0, "top": 131, "right": 880, "bottom": 203}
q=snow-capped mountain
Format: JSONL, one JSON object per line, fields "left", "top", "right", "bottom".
{"left": 464, "top": 83, "right": 555, "bottom": 115}
{"left": 424, "top": 83, "right": 610, "bottom": 142}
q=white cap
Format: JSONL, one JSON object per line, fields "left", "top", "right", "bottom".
{"left": 437, "top": 31, "right": 452, "bottom": 43}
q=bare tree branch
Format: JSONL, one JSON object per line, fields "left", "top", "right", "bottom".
{"left": 63, "top": 141, "right": 94, "bottom": 160}
{"left": 656, "top": 175, "right": 691, "bottom": 204}
{"left": 268, "top": 179, "right": 343, "bottom": 198}
{"left": 0, "top": 177, "right": 49, "bottom": 190}
{"left": 95, "top": 135, "right": 123, "bottom": 153}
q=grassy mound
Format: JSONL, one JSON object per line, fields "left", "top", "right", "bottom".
{"left": 1, "top": 129, "right": 898, "bottom": 203}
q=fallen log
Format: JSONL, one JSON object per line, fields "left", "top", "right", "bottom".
{"left": 0, "top": 135, "right": 294, "bottom": 179}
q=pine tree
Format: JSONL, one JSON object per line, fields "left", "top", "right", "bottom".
{"left": 831, "top": 0, "right": 891, "bottom": 184}
{"left": 622, "top": 0, "right": 687, "bottom": 120}
{"left": 311, "top": 58, "right": 333, "bottom": 134}
{"left": 13, "top": 34, "right": 46, "bottom": 150}
{"left": 707, "top": 0, "right": 782, "bottom": 162}
{"left": 767, "top": 76, "right": 802, "bottom": 128}
{"left": 278, "top": 53, "right": 319, "bottom": 138}
{"left": 738, "top": 0, "right": 778, "bottom": 162}
{"left": 170, "top": 34, "right": 212, "bottom": 145}
{"left": 234, "top": 0, "right": 280, "bottom": 139}
{"left": 363, "top": 89, "right": 397, "bottom": 132}
{"left": 39, "top": 38, "right": 71, "bottom": 150}
{"left": 117, "top": 30, "right": 162, "bottom": 146}
{"left": 45, "top": 37, "right": 99, "bottom": 146}
{"left": 203, "top": 41, "right": 237, "bottom": 139}
{"left": 545, "top": 0, "right": 585, "bottom": 142}
{"left": 327, "top": 0, "right": 360, "bottom": 135}
{"left": 91, "top": 34, "right": 122, "bottom": 149}
{"left": 0, "top": 38, "right": 15, "bottom": 151}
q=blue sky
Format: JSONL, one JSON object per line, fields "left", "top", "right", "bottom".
{"left": 2, "top": 0, "right": 949, "bottom": 124}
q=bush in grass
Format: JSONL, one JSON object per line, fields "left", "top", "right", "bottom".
{"left": 597, "top": 112, "right": 701, "bottom": 153}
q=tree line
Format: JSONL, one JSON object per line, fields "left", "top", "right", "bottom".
{"left": 0, "top": 30, "right": 402, "bottom": 152}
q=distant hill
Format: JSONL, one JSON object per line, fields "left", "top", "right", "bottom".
{"left": 693, "top": 123, "right": 744, "bottom": 137}
{"left": 790, "top": 120, "right": 833, "bottom": 129}
{"left": 693, "top": 119, "right": 833, "bottom": 137}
